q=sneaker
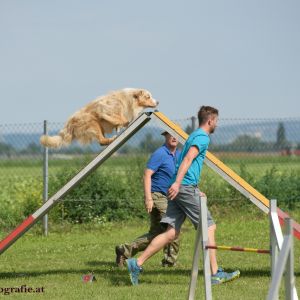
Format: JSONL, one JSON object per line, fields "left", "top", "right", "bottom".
{"left": 115, "top": 246, "right": 127, "bottom": 268}
{"left": 211, "top": 267, "right": 240, "bottom": 285}
{"left": 161, "top": 259, "right": 176, "bottom": 267}
{"left": 126, "top": 258, "right": 143, "bottom": 286}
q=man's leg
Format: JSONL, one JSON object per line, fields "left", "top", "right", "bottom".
{"left": 126, "top": 194, "right": 185, "bottom": 285}
{"left": 207, "top": 223, "right": 240, "bottom": 284}
{"left": 116, "top": 193, "right": 166, "bottom": 266}
{"left": 153, "top": 193, "right": 181, "bottom": 267}
{"left": 116, "top": 201, "right": 164, "bottom": 267}
{"left": 208, "top": 224, "right": 218, "bottom": 275}
{"left": 162, "top": 237, "right": 180, "bottom": 266}
{"left": 174, "top": 186, "right": 240, "bottom": 284}
{"left": 126, "top": 225, "right": 178, "bottom": 285}
{"left": 137, "top": 225, "right": 178, "bottom": 266}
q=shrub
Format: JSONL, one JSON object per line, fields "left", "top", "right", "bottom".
{"left": 0, "top": 160, "right": 299, "bottom": 230}
{"left": 255, "top": 167, "right": 300, "bottom": 209}
{"left": 48, "top": 164, "right": 146, "bottom": 223}
{"left": 0, "top": 177, "right": 43, "bottom": 229}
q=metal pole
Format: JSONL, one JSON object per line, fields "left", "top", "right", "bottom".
{"left": 205, "top": 245, "right": 269, "bottom": 254}
{"left": 191, "top": 116, "right": 197, "bottom": 131}
{"left": 284, "top": 218, "right": 294, "bottom": 300}
{"left": 200, "top": 197, "right": 212, "bottom": 300}
{"left": 187, "top": 196, "right": 212, "bottom": 300}
{"left": 188, "top": 203, "right": 202, "bottom": 300}
{"left": 270, "top": 200, "right": 278, "bottom": 288}
{"left": 43, "top": 120, "right": 48, "bottom": 236}
{"left": 267, "top": 218, "right": 293, "bottom": 300}
{"left": 268, "top": 201, "right": 298, "bottom": 300}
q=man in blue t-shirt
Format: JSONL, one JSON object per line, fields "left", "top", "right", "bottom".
{"left": 115, "top": 132, "right": 181, "bottom": 267}
{"left": 127, "top": 106, "right": 240, "bottom": 285}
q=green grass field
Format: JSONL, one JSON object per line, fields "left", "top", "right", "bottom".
{"left": 1, "top": 154, "right": 300, "bottom": 178}
{"left": 0, "top": 211, "right": 299, "bottom": 300}
{"left": 0, "top": 154, "right": 299, "bottom": 299}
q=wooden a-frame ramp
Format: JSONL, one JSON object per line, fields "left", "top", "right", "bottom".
{"left": 0, "top": 111, "right": 299, "bottom": 256}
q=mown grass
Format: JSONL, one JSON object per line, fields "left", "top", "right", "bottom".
{"left": 0, "top": 210, "right": 299, "bottom": 300}
{"left": 1, "top": 154, "right": 300, "bottom": 175}
{"left": 0, "top": 154, "right": 299, "bottom": 299}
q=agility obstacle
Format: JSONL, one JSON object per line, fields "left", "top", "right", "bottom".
{"left": 153, "top": 111, "right": 300, "bottom": 241}
{"left": 267, "top": 218, "right": 296, "bottom": 300}
{"left": 205, "top": 245, "right": 270, "bottom": 254}
{"left": 1, "top": 111, "right": 300, "bottom": 257}
{"left": 188, "top": 198, "right": 298, "bottom": 300}
{"left": 0, "top": 112, "right": 152, "bottom": 254}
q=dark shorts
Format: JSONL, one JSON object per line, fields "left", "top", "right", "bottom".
{"left": 161, "top": 185, "right": 215, "bottom": 232}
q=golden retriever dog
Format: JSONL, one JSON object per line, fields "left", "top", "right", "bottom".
{"left": 40, "top": 88, "right": 158, "bottom": 147}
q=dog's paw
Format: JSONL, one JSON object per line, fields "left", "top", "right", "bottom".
{"left": 109, "top": 135, "right": 117, "bottom": 143}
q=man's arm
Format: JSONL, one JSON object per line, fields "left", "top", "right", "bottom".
{"left": 168, "top": 146, "right": 199, "bottom": 200}
{"left": 144, "top": 168, "right": 155, "bottom": 213}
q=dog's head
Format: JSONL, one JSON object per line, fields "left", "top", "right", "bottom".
{"left": 133, "top": 89, "right": 158, "bottom": 108}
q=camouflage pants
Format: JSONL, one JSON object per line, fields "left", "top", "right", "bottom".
{"left": 119, "top": 192, "right": 180, "bottom": 265}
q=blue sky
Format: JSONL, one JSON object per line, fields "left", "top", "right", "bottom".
{"left": 0, "top": 0, "right": 299, "bottom": 123}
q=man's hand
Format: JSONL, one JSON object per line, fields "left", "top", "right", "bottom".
{"left": 168, "top": 182, "right": 180, "bottom": 200}
{"left": 144, "top": 197, "right": 154, "bottom": 213}
{"left": 200, "top": 191, "right": 206, "bottom": 197}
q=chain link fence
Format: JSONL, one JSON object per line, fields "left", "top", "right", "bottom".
{"left": 0, "top": 115, "right": 299, "bottom": 229}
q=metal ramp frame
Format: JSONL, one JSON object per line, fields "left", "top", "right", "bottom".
{"left": 0, "top": 111, "right": 299, "bottom": 256}
{"left": 153, "top": 111, "right": 300, "bottom": 241}
{"left": 0, "top": 112, "right": 152, "bottom": 255}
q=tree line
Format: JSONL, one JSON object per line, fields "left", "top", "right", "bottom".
{"left": 0, "top": 122, "right": 299, "bottom": 156}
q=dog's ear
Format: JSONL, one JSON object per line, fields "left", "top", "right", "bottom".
{"left": 133, "top": 89, "right": 145, "bottom": 99}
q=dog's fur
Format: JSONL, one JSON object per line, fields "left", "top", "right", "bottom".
{"left": 40, "top": 88, "right": 158, "bottom": 147}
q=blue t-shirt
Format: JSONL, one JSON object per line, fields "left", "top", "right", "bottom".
{"left": 173, "top": 128, "right": 210, "bottom": 185}
{"left": 147, "top": 145, "right": 181, "bottom": 195}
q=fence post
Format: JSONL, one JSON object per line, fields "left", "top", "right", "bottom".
{"left": 43, "top": 120, "right": 48, "bottom": 236}
{"left": 191, "top": 116, "right": 197, "bottom": 131}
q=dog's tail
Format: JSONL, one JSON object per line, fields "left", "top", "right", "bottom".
{"left": 40, "top": 135, "right": 64, "bottom": 148}
{"left": 40, "top": 127, "right": 73, "bottom": 148}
